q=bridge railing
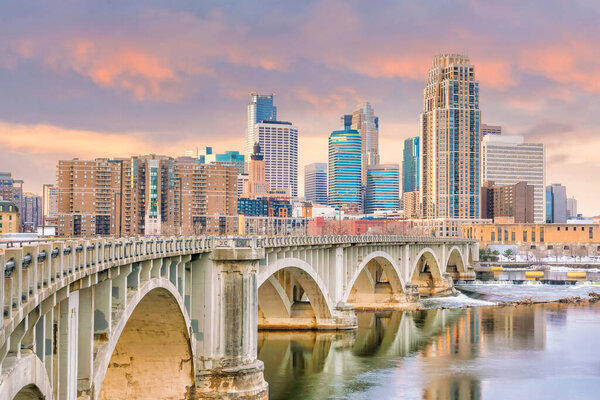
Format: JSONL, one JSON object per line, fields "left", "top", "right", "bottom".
{"left": 1, "top": 234, "right": 474, "bottom": 344}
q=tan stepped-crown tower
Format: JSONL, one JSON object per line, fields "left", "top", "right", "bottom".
{"left": 420, "top": 54, "right": 481, "bottom": 219}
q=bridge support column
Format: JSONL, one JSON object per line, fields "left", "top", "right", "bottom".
{"left": 192, "top": 244, "right": 268, "bottom": 399}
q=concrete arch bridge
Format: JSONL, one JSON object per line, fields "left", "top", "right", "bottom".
{"left": 0, "top": 235, "right": 475, "bottom": 399}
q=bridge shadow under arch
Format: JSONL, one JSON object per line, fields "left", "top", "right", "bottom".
{"left": 344, "top": 252, "right": 406, "bottom": 308}
{"left": 96, "top": 284, "right": 194, "bottom": 400}
{"left": 411, "top": 248, "right": 451, "bottom": 297}
{"left": 258, "top": 259, "right": 336, "bottom": 330}
{"left": 446, "top": 246, "right": 467, "bottom": 280}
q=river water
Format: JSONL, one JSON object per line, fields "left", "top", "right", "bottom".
{"left": 258, "top": 284, "right": 600, "bottom": 400}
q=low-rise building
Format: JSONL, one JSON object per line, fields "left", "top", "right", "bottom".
{"left": 0, "top": 200, "right": 19, "bottom": 233}
{"left": 465, "top": 223, "right": 600, "bottom": 245}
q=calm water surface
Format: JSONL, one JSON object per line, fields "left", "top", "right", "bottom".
{"left": 258, "top": 286, "right": 600, "bottom": 400}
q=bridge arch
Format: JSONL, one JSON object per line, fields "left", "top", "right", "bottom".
{"left": 446, "top": 246, "right": 467, "bottom": 279}
{"left": 343, "top": 251, "right": 406, "bottom": 306}
{"left": 411, "top": 247, "right": 448, "bottom": 296}
{"left": 0, "top": 353, "right": 52, "bottom": 400}
{"left": 258, "top": 258, "right": 335, "bottom": 329}
{"left": 94, "top": 278, "right": 195, "bottom": 400}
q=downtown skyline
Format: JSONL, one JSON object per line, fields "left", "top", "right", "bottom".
{"left": 1, "top": 1, "right": 599, "bottom": 214}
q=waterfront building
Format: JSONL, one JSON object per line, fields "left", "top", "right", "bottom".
{"left": 481, "top": 181, "right": 535, "bottom": 223}
{"left": 546, "top": 184, "right": 567, "bottom": 223}
{"left": 255, "top": 120, "right": 298, "bottom": 197}
{"left": 567, "top": 197, "right": 578, "bottom": 218}
{"left": 482, "top": 135, "right": 545, "bottom": 223}
{"left": 402, "top": 136, "right": 419, "bottom": 193}
{"left": 0, "top": 200, "right": 19, "bottom": 233}
{"left": 56, "top": 155, "right": 238, "bottom": 236}
{"left": 465, "top": 222, "right": 600, "bottom": 246}
{"left": 481, "top": 124, "right": 502, "bottom": 136}
{"left": 351, "top": 102, "right": 380, "bottom": 185}
{"left": 304, "top": 163, "right": 327, "bottom": 205}
{"left": 246, "top": 92, "right": 277, "bottom": 157}
{"left": 244, "top": 143, "right": 270, "bottom": 199}
{"left": 420, "top": 54, "right": 481, "bottom": 219}
{"left": 328, "top": 129, "right": 362, "bottom": 208}
{"left": 365, "top": 164, "right": 400, "bottom": 214}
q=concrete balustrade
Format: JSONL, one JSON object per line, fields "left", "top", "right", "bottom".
{"left": 0, "top": 235, "right": 475, "bottom": 399}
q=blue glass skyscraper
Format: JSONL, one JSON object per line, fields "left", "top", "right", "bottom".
{"left": 328, "top": 129, "right": 362, "bottom": 208}
{"left": 402, "top": 137, "right": 419, "bottom": 193}
{"left": 365, "top": 164, "right": 400, "bottom": 213}
{"left": 246, "top": 93, "right": 277, "bottom": 157}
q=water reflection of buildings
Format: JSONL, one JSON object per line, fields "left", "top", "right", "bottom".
{"left": 257, "top": 306, "right": 548, "bottom": 400}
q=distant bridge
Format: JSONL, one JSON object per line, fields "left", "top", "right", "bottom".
{"left": 0, "top": 235, "right": 476, "bottom": 399}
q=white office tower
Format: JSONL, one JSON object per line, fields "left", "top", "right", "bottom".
{"left": 255, "top": 121, "right": 298, "bottom": 198}
{"left": 482, "top": 135, "right": 546, "bottom": 223}
{"left": 351, "top": 102, "right": 379, "bottom": 185}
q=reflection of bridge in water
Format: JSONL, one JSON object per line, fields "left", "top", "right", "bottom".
{"left": 258, "top": 305, "right": 549, "bottom": 400}
{"left": 0, "top": 235, "right": 476, "bottom": 399}
{"left": 257, "top": 308, "right": 467, "bottom": 399}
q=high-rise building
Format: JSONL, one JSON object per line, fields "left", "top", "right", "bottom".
{"left": 402, "top": 137, "right": 420, "bottom": 193}
{"left": 481, "top": 181, "right": 535, "bottom": 223}
{"left": 243, "top": 143, "right": 270, "bottom": 199}
{"left": 546, "top": 184, "right": 567, "bottom": 223}
{"left": 246, "top": 93, "right": 277, "bottom": 157}
{"left": 365, "top": 164, "right": 400, "bottom": 214}
{"left": 351, "top": 102, "right": 380, "bottom": 185}
{"left": 420, "top": 54, "right": 481, "bottom": 219}
{"left": 403, "top": 191, "right": 420, "bottom": 219}
{"left": 341, "top": 114, "right": 353, "bottom": 130}
{"left": 481, "top": 124, "right": 502, "bottom": 136}
{"left": 56, "top": 155, "right": 238, "bottom": 236}
{"left": 567, "top": 197, "right": 578, "bottom": 218}
{"left": 21, "top": 192, "right": 42, "bottom": 231}
{"left": 304, "top": 163, "right": 327, "bottom": 205}
{"left": 255, "top": 121, "right": 298, "bottom": 197}
{"left": 482, "top": 135, "right": 545, "bottom": 223}
{"left": 328, "top": 129, "right": 362, "bottom": 208}
{"left": 43, "top": 185, "right": 58, "bottom": 218}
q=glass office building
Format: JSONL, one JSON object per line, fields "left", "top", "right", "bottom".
{"left": 365, "top": 164, "right": 400, "bottom": 214}
{"left": 402, "top": 136, "right": 419, "bottom": 193}
{"left": 304, "top": 163, "right": 327, "bottom": 205}
{"left": 328, "top": 129, "right": 362, "bottom": 208}
{"left": 246, "top": 93, "right": 277, "bottom": 157}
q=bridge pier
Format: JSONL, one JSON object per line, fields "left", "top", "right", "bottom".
{"left": 192, "top": 243, "right": 268, "bottom": 399}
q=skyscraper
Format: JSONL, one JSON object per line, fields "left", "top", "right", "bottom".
{"left": 246, "top": 93, "right": 277, "bottom": 157}
{"left": 328, "top": 129, "right": 362, "bottom": 208}
{"left": 304, "top": 163, "right": 327, "bottom": 205}
{"left": 340, "top": 114, "right": 353, "bottom": 130}
{"left": 420, "top": 54, "right": 481, "bottom": 219}
{"left": 567, "top": 197, "right": 578, "bottom": 218}
{"left": 546, "top": 183, "right": 567, "bottom": 223}
{"left": 481, "top": 135, "right": 545, "bottom": 223}
{"left": 255, "top": 121, "right": 298, "bottom": 197}
{"left": 402, "top": 137, "right": 420, "bottom": 193}
{"left": 365, "top": 164, "right": 400, "bottom": 214}
{"left": 243, "top": 143, "right": 270, "bottom": 199}
{"left": 351, "top": 102, "right": 380, "bottom": 185}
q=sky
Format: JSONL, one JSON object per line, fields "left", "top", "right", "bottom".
{"left": 1, "top": 0, "right": 600, "bottom": 215}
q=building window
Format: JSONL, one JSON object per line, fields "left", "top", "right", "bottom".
{"left": 590, "top": 227, "right": 593, "bottom": 240}
{"left": 557, "top": 226, "right": 561, "bottom": 231}
{"left": 540, "top": 228, "right": 545, "bottom": 242}
{"left": 532, "top": 231, "right": 536, "bottom": 242}
{"left": 523, "top": 231, "right": 527, "bottom": 242}
{"left": 491, "top": 231, "right": 495, "bottom": 241}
